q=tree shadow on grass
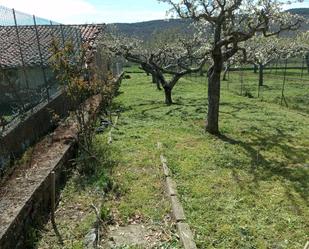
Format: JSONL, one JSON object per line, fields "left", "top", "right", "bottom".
{"left": 160, "top": 97, "right": 208, "bottom": 120}
{"left": 115, "top": 95, "right": 308, "bottom": 209}
{"left": 219, "top": 128, "right": 309, "bottom": 208}
{"left": 116, "top": 97, "right": 207, "bottom": 122}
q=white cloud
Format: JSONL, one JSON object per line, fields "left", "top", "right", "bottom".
{"left": 1, "top": 0, "right": 307, "bottom": 24}
{"left": 0, "top": 0, "right": 167, "bottom": 24}
{"left": 0, "top": 0, "right": 98, "bottom": 24}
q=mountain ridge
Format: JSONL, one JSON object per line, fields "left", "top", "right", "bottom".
{"left": 108, "top": 8, "right": 309, "bottom": 39}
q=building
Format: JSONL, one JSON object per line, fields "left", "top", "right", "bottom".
{"left": 0, "top": 22, "right": 104, "bottom": 117}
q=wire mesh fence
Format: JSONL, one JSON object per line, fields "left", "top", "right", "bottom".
{"left": 224, "top": 61, "right": 309, "bottom": 113}
{"left": 0, "top": 5, "right": 123, "bottom": 131}
{"left": 184, "top": 57, "right": 309, "bottom": 114}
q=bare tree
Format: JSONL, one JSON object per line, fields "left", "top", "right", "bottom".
{"left": 160, "top": 0, "right": 303, "bottom": 134}
{"left": 103, "top": 33, "right": 209, "bottom": 105}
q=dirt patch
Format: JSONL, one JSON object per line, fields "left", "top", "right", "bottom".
{"left": 103, "top": 224, "right": 149, "bottom": 247}
{"left": 102, "top": 223, "right": 176, "bottom": 248}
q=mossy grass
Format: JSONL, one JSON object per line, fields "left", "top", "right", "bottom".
{"left": 37, "top": 69, "right": 308, "bottom": 248}
{"left": 109, "top": 71, "right": 308, "bottom": 248}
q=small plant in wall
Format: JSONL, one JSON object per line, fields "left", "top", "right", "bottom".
{"left": 51, "top": 40, "right": 95, "bottom": 150}
{"left": 50, "top": 39, "right": 114, "bottom": 173}
{"left": 0, "top": 115, "right": 8, "bottom": 133}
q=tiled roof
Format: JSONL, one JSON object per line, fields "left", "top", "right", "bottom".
{"left": 0, "top": 24, "right": 105, "bottom": 69}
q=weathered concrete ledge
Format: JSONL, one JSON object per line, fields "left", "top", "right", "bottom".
{"left": 177, "top": 223, "right": 197, "bottom": 249}
{"left": 0, "top": 94, "right": 102, "bottom": 249}
{"left": 157, "top": 142, "right": 197, "bottom": 249}
{"left": 166, "top": 177, "right": 177, "bottom": 196}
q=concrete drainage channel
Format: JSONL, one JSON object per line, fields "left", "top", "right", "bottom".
{"left": 157, "top": 142, "right": 197, "bottom": 249}
{"left": 0, "top": 94, "right": 103, "bottom": 249}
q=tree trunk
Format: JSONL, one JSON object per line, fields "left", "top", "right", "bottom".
{"left": 152, "top": 74, "right": 162, "bottom": 90}
{"left": 206, "top": 57, "right": 222, "bottom": 135}
{"left": 152, "top": 74, "right": 158, "bottom": 83}
{"left": 259, "top": 63, "right": 264, "bottom": 86}
{"left": 222, "top": 64, "right": 229, "bottom": 81}
{"left": 156, "top": 81, "right": 162, "bottom": 90}
{"left": 254, "top": 64, "right": 258, "bottom": 73}
{"left": 164, "top": 87, "right": 173, "bottom": 105}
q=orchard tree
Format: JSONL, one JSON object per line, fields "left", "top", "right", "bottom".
{"left": 147, "top": 27, "right": 185, "bottom": 87}
{"left": 296, "top": 31, "right": 309, "bottom": 73}
{"left": 103, "top": 33, "right": 210, "bottom": 105}
{"left": 242, "top": 35, "right": 300, "bottom": 87}
{"left": 245, "top": 36, "right": 282, "bottom": 87}
{"left": 160, "top": 0, "right": 303, "bottom": 135}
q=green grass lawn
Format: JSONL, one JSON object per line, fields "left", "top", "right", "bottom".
{"left": 36, "top": 69, "right": 308, "bottom": 248}
{"left": 109, "top": 72, "right": 309, "bottom": 248}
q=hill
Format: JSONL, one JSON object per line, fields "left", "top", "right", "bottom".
{"left": 108, "top": 8, "right": 309, "bottom": 39}
{"left": 288, "top": 8, "right": 309, "bottom": 31}
{"left": 288, "top": 8, "right": 309, "bottom": 16}
{"left": 108, "top": 19, "right": 192, "bottom": 40}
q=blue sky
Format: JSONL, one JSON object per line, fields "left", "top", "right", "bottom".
{"left": 0, "top": 0, "right": 170, "bottom": 24}
{"left": 1, "top": 0, "right": 308, "bottom": 24}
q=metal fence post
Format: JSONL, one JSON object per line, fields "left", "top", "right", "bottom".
{"left": 33, "top": 15, "right": 50, "bottom": 102}
{"left": 74, "top": 25, "right": 83, "bottom": 48}
{"left": 49, "top": 20, "right": 55, "bottom": 38}
{"left": 13, "top": 8, "right": 30, "bottom": 112}
{"left": 301, "top": 55, "right": 305, "bottom": 79}
{"left": 60, "top": 24, "right": 65, "bottom": 48}
{"left": 280, "top": 58, "right": 288, "bottom": 107}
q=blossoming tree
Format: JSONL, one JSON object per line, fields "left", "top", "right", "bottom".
{"left": 160, "top": 0, "right": 303, "bottom": 134}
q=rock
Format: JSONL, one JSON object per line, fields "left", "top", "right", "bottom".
{"left": 171, "top": 196, "right": 186, "bottom": 222}
{"left": 166, "top": 177, "right": 177, "bottom": 196}
{"left": 84, "top": 228, "right": 97, "bottom": 249}
{"left": 95, "top": 126, "right": 105, "bottom": 133}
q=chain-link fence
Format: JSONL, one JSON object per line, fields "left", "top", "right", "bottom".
{"left": 0, "top": 5, "right": 123, "bottom": 131}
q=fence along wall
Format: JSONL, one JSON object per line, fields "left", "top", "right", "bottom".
{"left": 0, "top": 5, "right": 107, "bottom": 129}
{"left": 0, "top": 6, "right": 124, "bottom": 175}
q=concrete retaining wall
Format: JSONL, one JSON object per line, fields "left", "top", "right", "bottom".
{"left": 0, "top": 74, "right": 123, "bottom": 249}
{"left": 0, "top": 92, "right": 74, "bottom": 178}
{"left": 0, "top": 143, "right": 76, "bottom": 249}
{"left": 0, "top": 94, "right": 102, "bottom": 249}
